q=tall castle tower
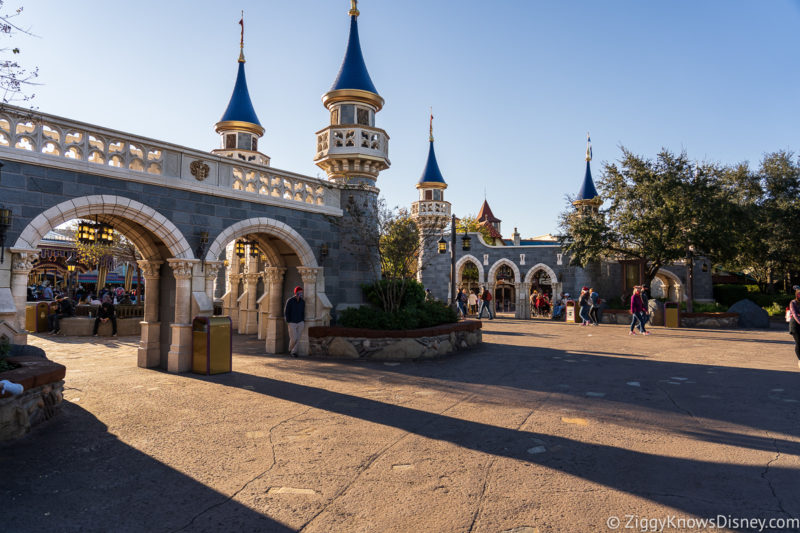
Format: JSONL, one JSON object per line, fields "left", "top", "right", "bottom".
{"left": 212, "top": 17, "right": 270, "bottom": 167}
{"left": 572, "top": 134, "right": 601, "bottom": 210}
{"left": 411, "top": 114, "right": 451, "bottom": 231}
{"left": 314, "top": 1, "right": 390, "bottom": 185}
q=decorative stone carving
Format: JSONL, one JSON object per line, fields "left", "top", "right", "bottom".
{"left": 11, "top": 251, "right": 38, "bottom": 273}
{"left": 168, "top": 259, "right": 194, "bottom": 280}
{"left": 204, "top": 262, "right": 223, "bottom": 281}
{"left": 296, "top": 266, "right": 321, "bottom": 284}
{"left": 244, "top": 273, "right": 261, "bottom": 285}
{"left": 190, "top": 160, "right": 210, "bottom": 181}
{"left": 229, "top": 273, "right": 243, "bottom": 283}
{"left": 137, "top": 260, "right": 164, "bottom": 279}
{"left": 262, "top": 267, "right": 286, "bottom": 283}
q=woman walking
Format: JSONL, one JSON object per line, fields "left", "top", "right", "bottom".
{"left": 589, "top": 288, "right": 600, "bottom": 326}
{"left": 578, "top": 287, "right": 591, "bottom": 326}
{"left": 630, "top": 286, "right": 649, "bottom": 335}
{"left": 789, "top": 289, "right": 800, "bottom": 369}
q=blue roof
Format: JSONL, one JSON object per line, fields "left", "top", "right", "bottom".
{"left": 330, "top": 16, "right": 379, "bottom": 94}
{"left": 418, "top": 141, "right": 446, "bottom": 185}
{"left": 219, "top": 61, "right": 262, "bottom": 126}
{"left": 576, "top": 160, "right": 598, "bottom": 201}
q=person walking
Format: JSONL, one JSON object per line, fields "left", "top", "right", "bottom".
{"left": 630, "top": 286, "right": 649, "bottom": 335}
{"left": 589, "top": 288, "right": 600, "bottom": 326}
{"left": 468, "top": 289, "right": 478, "bottom": 316}
{"left": 478, "top": 287, "right": 494, "bottom": 320}
{"left": 93, "top": 296, "right": 117, "bottom": 337}
{"left": 48, "top": 295, "right": 75, "bottom": 334}
{"left": 456, "top": 288, "right": 468, "bottom": 318}
{"left": 284, "top": 286, "right": 305, "bottom": 357}
{"left": 529, "top": 290, "right": 537, "bottom": 318}
{"left": 578, "top": 287, "right": 591, "bottom": 326}
{"left": 789, "top": 288, "right": 800, "bottom": 369}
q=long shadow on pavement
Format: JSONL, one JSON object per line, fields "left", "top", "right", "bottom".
{"left": 186, "top": 363, "right": 800, "bottom": 521}
{"left": 1, "top": 401, "right": 292, "bottom": 533}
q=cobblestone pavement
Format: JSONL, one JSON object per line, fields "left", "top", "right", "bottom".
{"left": 3, "top": 321, "right": 800, "bottom": 532}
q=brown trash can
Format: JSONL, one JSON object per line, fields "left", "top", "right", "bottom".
{"left": 192, "top": 316, "right": 232, "bottom": 375}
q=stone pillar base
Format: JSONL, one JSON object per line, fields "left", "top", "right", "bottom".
{"left": 167, "top": 323, "right": 193, "bottom": 373}
{"left": 239, "top": 309, "right": 258, "bottom": 335}
{"left": 137, "top": 321, "right": 161, "bottom": 368}
{"left": 257, "top": 312, "right": 269, "bottom": 340}
{"left": 265, "top": 317, "right": 285, "bottom": 354}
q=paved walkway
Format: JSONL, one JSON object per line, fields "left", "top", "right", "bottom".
{"left": 3, "top": 321, "right": 800, "bottom": 532}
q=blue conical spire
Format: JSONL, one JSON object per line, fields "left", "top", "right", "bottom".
{"left": 330, "top": 14, "right": 379, "bottom": 94}
{"left": 576, "top": 134, "right": 598, "bottom": 201}
{"left": 219, "top": 60, "right": 262, "bottom": 128}
{"left": 418, "top": 141, "right": 446, "bottom": 186}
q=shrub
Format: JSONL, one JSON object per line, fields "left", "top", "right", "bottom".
{"left": 339, "top": 300, "right": 457, "bottom": 330}
{"left": 363, "top": 279, "right": 425, "bottom": 311}
{"left": 712, "top": 284, "right": 792, "bottom": 316}
{"left": 0, "top": 338, "right": 16, "bottom": 373}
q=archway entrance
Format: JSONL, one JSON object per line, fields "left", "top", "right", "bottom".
{"left": 494, "top": 264, "right": 516, "bottom": 314}
{"left": 206, "top": 218, "right": 330, "bottom": 356}
{"left": 8, "top": 196, "right": 196, "bottom": 372}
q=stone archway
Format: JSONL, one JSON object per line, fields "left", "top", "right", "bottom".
{"left": 487, "top": 259, "right": 521, "bottom": 315}
{"left": 654, "top": 268, "right": 686, "bottom": 302}
{"left": 207, "top": 217, "right": 327, "bottom": 356}
{"left": 456, "top": 254, "right": 485, "bottom": 293}
{"left": 523, "top": 263, "right": 561, "bottom": 319}
{"left": 8, "top": 195, "right": 197, "bottom": 372}
{"left": 487, "top": 258, "right": 521, "bottom": 284}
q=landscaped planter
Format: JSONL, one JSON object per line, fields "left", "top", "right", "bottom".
{"left": 599, "top": 309, "right": 739, "bottom": 328}
{"left": 308, "top": 320, "right": 482, "bottom": 361}
{"left": 1, "top": 349, "right": 66, "bottom": 441}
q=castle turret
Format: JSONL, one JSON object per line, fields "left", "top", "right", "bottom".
{"left": 212, "top": 15, "right": 270, "bottom": 167}
{"left": 314, "top": 1, "right": 390, "bottom": 184}
{"left": 411, "top": 113, "right": 451, "bottom": 231}
{"left": 572, "top": 133, "right": 601, "bottom": 209}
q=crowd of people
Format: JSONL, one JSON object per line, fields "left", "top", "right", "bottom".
{"left": 28, "top": 282, "right": 140, "bottom": 337}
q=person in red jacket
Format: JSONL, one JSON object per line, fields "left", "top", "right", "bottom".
{"left": 629, "top": 286, "right": 649, "bottom": 336}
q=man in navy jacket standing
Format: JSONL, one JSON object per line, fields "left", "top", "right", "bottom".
{"left": 284, "top": 286, "right": 306, "bottom": 357}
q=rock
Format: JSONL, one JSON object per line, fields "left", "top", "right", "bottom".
{"left": 326, "top": 337, "right": 359, "bottom": 359}
{"left": 728, "top": 299, "right": 768, "bottom": 329}
{"left": 648, "top": 299, "right": 664, "bottom": 326}
{"left": 435, "top": 340, "right": 453, "bottom": 356}
{"left": 371, "top": 339, "right": 425, "bottom": 360}
{"left": 362, "top": 339, "right": 371, "bottom": 349}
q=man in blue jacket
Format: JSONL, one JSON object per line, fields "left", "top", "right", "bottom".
{"left": 284, "top": 286, "right": 306, "bottom": 357}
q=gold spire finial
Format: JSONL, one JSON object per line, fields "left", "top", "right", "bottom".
{"left": 238, "top": 11, "right": 245, "bottom": 62}
{"left": 429, "top": 107, "right": 434, "bottom": 142}
{"left": 585, "top": 132, "right": 592, "bottom": 162}
{"left": 349, "top": 0, "right": 359, "bottom": 17}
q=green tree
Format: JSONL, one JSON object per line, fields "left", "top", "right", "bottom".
{"left": 559, "top": 148, "right": 732, "bottom": 292}
{"left": 455, "top": 214, "right": 493, "bottom": 242}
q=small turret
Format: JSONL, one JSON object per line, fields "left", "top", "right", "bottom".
{"left": 212, "top": 14, "right": 270, "bottom": 167}
{"left": 411, "top": 111, "right": 451, "bottom": 231}
{"left": 314, "top": 1, "right": 390, "bottom": 184}
{"left": 573, "top": 133, "right": 601, "bottom": 209}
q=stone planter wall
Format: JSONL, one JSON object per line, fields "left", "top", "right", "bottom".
{"left": 1, "top": 354, "right": 66, "bottom": 441}
{"left": 598, "top": 309, "right": 739, "bottom": 329}
{"left": 308, "top": 321, "right": 482, "bottom": 361}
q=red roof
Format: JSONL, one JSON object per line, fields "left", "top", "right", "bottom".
{"left": 477, "top": 200, "right": 501, "bottom": 224}
{"left": 478, "top": 220, "right": 503, "bottom": 240}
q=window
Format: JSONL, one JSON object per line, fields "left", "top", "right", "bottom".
{"left": 357, "top": 107, "right": 370, "bottom": 126}
{"left": 237, "top": 132, "right": 251, "bottom": 150}
{"left": 251, "top": 137, "right": 258, "bottom": 151}
{"left": 225, "top": 134, "right": 236, "bottom": 149}
{"left": 424, "top": 190, "right": 433, "bottom": 200}
{"left": 340, "top": 105, "right": 355, "bottom": 124}
{"left": 433, "top": 190, "right": 441, "bottom": 200}
{"left": 496, "top": 265, "right": 513, "bottom": 282}
{"left": 330, "top": 108, "right": 339, "bottom": 125}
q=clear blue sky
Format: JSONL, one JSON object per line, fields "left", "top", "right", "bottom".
{"left": 12, "top": 1, "right": 800, "bottom": 235}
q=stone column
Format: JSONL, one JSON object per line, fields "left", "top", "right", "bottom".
{"left": 167, "top": 258, "right": 196, "bottom": 373}
{"left": 9, "top": 249, "right": 37, "bottom": 344}
{"left": 514, "top": 282, "right": 523, "bottom": 318}
{"left": 226, "top": 272, "right": 242, "bottom": 328}
{"left": 296, "top": 266, "right": 321, "bottom": 356}
{"left": 136, "top": 260, "right": 163, "bottom": 368}
{"left": 518, "top": 281, "right": 529, "bottom": 319}
{"left": 203, "top": 262, "right": 224, "bottom": 301}
{"left": 240, "top": 272, "right": 260, "bottom": 334}
{"left": 263, "top": 267, "right": 286, "bottom": 354}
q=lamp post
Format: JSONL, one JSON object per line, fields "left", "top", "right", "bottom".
{"left": 686, "top": 246, "right": 695, "bottom": 313}
{"left": 66, "top": 255, "right": 78, "bottom": 300}
{"left": 450, "top": 214, "right": 456, "bottom": 306}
